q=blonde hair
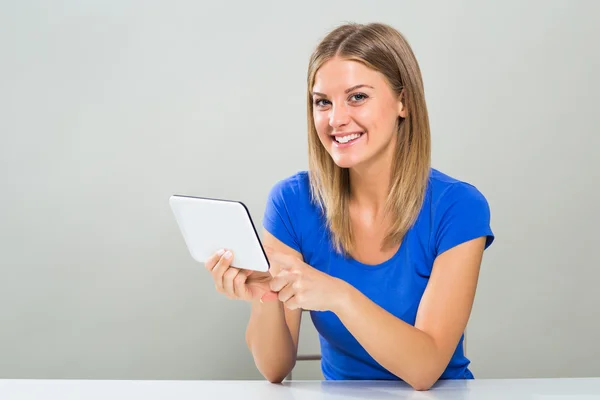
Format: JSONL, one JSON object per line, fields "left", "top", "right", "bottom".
{"left": 306, "top": 22, "right": 431, "bottom": 257}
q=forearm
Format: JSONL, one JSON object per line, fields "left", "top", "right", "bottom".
{"left": 332, "top": 283, "right": 446, "bottom": 390}
{"left": 245, "top": 299, "right": 296, "bottom": 382}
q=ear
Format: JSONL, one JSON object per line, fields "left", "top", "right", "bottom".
{"left": 397, "top": 90, "right": 407, "bottom": 118}
{"left": 398, "top": 101, "right": 407, "bottom": 118}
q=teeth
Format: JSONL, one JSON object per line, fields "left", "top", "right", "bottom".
{"left": 335, "top": 133, "right": 362, "bottom": 143}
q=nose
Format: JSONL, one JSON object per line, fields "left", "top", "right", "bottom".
{"left": 329, "top": 103, "right": 350, "bottom": 129}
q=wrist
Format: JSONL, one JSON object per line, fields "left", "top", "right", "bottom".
{"left": 329, "top": 278, "right": 356, "bottom": 315}
{"left": 251, "top": 296, "right": 284, "bottom": 317}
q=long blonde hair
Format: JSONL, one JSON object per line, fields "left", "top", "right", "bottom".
{"left": 306, "top": 22, "right": 431, "bottom": 257}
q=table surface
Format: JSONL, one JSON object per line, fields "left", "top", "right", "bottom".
{"left": 1, "top": 378, "right": 599, "bottom": 399}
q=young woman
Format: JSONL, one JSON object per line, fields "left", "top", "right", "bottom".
{"left": 204, "top": 22, "right": 494, "bottom": 391}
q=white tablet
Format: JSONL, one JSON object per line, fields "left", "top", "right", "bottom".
{"left": 169, "top": 195, "right": 269, "bottom": 272}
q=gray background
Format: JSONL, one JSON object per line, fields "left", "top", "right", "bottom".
{"left": 1, "top": 0, "right": 598, "bottom": 380}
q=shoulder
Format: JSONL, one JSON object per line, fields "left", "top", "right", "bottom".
{"left": 269, "top": 170, "right": 310, "bottom": 195}
{"left": 426, "top": 168, "right": 494, "bottom": 255}
{"left": 264, "top": 170, "right": 316, "bottom": 222}
{"left": 266, "top": 170, "right": 312, "bottom": 208}
{"left": 428, "top": 168, "right": 490, "bottom": 210}
{"left": 263, "top": 171, "right": 319, "bottom": 255}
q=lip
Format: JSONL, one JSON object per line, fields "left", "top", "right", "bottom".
{"left": 330, "top": 131, "right": 364, "bottom": 137}
{"left": 331, "top": 131, "right": 365, "bottom": 148}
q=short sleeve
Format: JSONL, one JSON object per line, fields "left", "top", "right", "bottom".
{"left": 433, "top": 183, "right": 495, "bottom": 257}
{"left": 262, "top": 177, "right": 302, "bottom": 253}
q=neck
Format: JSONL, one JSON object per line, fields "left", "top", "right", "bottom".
{"left": 349, "top": 143, "right": 395, "bottom": 219}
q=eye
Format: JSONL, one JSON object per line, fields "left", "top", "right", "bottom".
{"left": 314, "top": 98, "right": 331, "bottom": 107}
{"left": 349, "top": 92, "right": 368, "bottom": 102}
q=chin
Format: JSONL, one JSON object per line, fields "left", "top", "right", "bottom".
{"left": 331, "top": 156, "right": 360, "bottom": 169}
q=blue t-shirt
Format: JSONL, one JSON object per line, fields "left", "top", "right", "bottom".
{"left": 262, "top": 168, "right": 494, "bottom": 381}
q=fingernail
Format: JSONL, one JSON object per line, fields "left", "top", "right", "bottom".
{"left": 217, "top": 249, "right": 225, "bottom": 256}
{"left": 224, "top": 250, "right": 232, "bottom": 259}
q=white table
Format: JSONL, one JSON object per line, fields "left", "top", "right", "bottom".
{"left": 0, "top": 378, "right": 599, "bottom": 399}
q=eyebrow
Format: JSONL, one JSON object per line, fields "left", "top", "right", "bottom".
{"left": 312, "top": 84, "right": 374, "bottom": 97}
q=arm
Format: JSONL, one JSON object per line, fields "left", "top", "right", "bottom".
{"left": 245, "top": 229, "right": 303, "bottom": 383}
{"left": 332, "top": 237, "right": 486, "bottom": 390}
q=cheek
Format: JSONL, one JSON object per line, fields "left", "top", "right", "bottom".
{"left": 313, "top": 112, "right": 329, "bottom": 136}
{"left": 359, "top": 106, "right": 396, "bottom": 135}
{"left": 352, "top": 107, "right": 372, "bottom": 126}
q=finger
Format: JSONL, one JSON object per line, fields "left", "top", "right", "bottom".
{"left": 204, "top": 249, "right": 226, "bottom": 272}
{"left": 269, "top": 270, "right": 295, "bottom": 292}
{"left": 212, "top": 250, "right": 233, "bottom": 291}
{"left": 233, "top": 270, "right": 249, "bottom": 299}
{"left": 223, "top": 267, "right": 240, "bottom": 298}
{"left": 284, "top": 296, "right": 300, "bottom": 310}
{"left": 277, "top": 283, "right": 296, "bottom": 303}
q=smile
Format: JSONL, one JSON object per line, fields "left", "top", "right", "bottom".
{"left": 331, "top": 132, "right": 365, "bottom": 147}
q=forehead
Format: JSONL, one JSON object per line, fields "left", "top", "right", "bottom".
{"left": 312, "top": 57, "right": 383, "bottom": 93}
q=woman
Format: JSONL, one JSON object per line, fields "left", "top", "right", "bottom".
{"left": 205, "top": 22, "right": 494, "bottom": 391}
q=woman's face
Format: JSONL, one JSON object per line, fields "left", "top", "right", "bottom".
{"left": 311, "top": 57, "right": 406, "bottom": 170}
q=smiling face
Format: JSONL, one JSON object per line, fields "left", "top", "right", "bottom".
{"left": 311, "top": 57, "right": 406, "bottom": 170}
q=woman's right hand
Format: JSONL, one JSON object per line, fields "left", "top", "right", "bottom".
{"left": 205, "top": 249, "right": 278, "bottom": 302}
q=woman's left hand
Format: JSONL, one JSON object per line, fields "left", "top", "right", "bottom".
{"left": 265, "top": 247, "right": 349, "bottom": 312}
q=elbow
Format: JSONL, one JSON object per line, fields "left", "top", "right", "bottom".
{"left": 262, "top": 361, "right": 296, "bottom": 384}
{"left": 253, "top": 348, "right": 296, "bottom": 384}
{"left": 265, "top": 374, "right": 286, "bottom": 384}
{"left": 409, "top": 379, "right": 435, "bottom": 391}
{"left": 245, "top": 330, "right": 296, "bottom": 384}
{"left": 402, "top": 346, "right": 445, "bottom": 390}
{"left": 400, "top": 368, "right": 440, "bottom": 391}
{"left": 250, "top": 357, "right": 295, "bottom": 384}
